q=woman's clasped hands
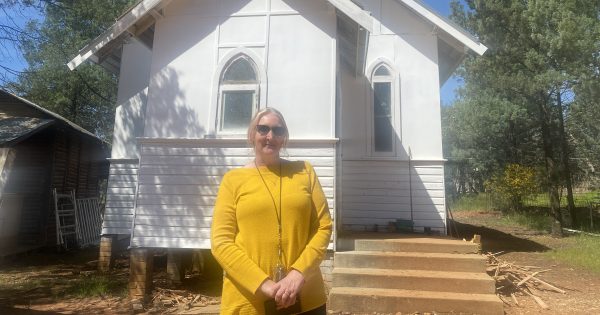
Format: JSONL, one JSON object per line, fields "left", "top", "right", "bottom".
{"left": 259, "top": 269, "right": 305, "bottom": 309}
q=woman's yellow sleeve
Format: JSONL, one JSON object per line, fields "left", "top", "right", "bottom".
{"left": 211, "top": 172, "right": 269, "bottom": 294}
{"left": 290, "top": 162, "right": 333, "bottom": 274}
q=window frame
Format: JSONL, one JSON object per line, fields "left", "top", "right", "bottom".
{"left": 215, "top": 54, "right": 260, "bottom": 135}
{"left": 367, "top": 62, "right": 399, "bottom": 157}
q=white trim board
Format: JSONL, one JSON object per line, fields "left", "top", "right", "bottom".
{"left": 398, "top": 0, "right": 487, "bottom": 55}
{"left": 67, "top": 0, "right": 164, "bottom": 70}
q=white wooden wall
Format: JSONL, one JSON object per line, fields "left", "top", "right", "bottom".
{"left": 130, "top": 139, "right": 336, "bottom": 248}
{"left": 103, "top": 160, "right": 139, "bottom": 235}
{"left": 337, "top": 0, "right": 446, "bottom": 233}
{"left": 341, "top": 160, "right": 445, "bottom": 233}
{"left": 340, "top": 0, "right": 443, "bottom": 161}
{"left": 105, "top": 0, "right": 455, "bottom": 244}
{"left": 112, "top": 38, "right": 152, "bottom": 160}
{"left": 143, "top": 0, "right": 336, "bottom": 139}
{"left": 102, "top": 38, "right": 152, "bottom": 236}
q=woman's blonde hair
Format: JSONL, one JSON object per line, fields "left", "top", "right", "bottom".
{"left": 247, "top": 107, "right": 289, "bottom": 147}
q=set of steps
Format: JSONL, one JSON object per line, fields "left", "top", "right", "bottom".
{"left": 329, "top": 235, "right": 503, "bottom": 314}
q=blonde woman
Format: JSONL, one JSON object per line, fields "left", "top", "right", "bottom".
{"left": 211, "top": 108, "right": 332, "bottom": 314}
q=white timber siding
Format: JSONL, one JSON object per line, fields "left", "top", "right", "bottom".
{"left": 131, "top": 139, "right": 336, "bottom": 249}
{"left": 341, "top": 160, "right": 445, "bottom": 234}
{"left": 103, "top": 160, "right": 139, "bottom": 235}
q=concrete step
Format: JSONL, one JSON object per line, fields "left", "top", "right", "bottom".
{"left": 329, "top": 287, "right": 503, "bottom": 315}
{"left": 335, "top": 251, "right": 487, "bottom": 272}
{"left": 354, "top": 237, "right": 480, "bottom": 254}
{"left": 332, "top": 267, "right": 496, "bottom": 294}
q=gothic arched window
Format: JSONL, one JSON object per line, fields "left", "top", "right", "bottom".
{"left": 371, "top": 64, "right": 395, "bottom": 153}
{"left": 218, "top": 55, "right": 259, "bottom": 133}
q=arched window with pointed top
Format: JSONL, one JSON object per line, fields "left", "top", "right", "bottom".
{"left": 371, "top": 63, "right": 396, "bottom": 154}
{"left": 217, "top": 55, "right": 259, "bottom": 133}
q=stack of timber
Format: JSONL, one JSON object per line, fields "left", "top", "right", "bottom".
{"left": 487, "top": 252, "right": 566, "bottom": 309}
{"left": 150, "top": 288, "right": 220, "bottom": 313}
{"left": 328, "top": 234, "right": 504, "bottom": 314}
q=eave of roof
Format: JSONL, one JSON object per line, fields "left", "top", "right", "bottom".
{"left": 399, "top": 0, "right": 487, "bottom": 56}
{"left": 67, "top": 0, "right": 166, "bottom": 71}
{"left": 0, "top": 90, "right": 106, "bottom": 144}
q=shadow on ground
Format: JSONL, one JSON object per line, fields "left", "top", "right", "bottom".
{"left": 449, "top": 219, "right": 550, "bottom": 253}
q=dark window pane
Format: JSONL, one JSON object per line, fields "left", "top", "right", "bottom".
{"left": 374, "top": 66, "right": 390, "bottom": 76}
{"left": 223, "top": 58, "right": 257, "bottom": 83}
{"left": 374, "top": 82, "right": 391, "bottom": 116}
{"left": 374, "top": 117, "right": 393, "bottom": 152}
{"left": 221, "top": 91, "right": 254, "bottom": 131}
{"left": 373, "top": 82, "right": 393, "bottom": 152}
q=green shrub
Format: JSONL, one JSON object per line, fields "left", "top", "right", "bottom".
{"left": 485, "top": 164, "right": 538, "bottom": 211}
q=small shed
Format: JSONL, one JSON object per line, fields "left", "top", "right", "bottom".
{"left": 0, "top": 90, "right": 110, "bottom": 256}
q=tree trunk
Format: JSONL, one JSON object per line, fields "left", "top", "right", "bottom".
{"left": 556, "top": 89, "right": 577, "bottom": 227}
{"left": 538, "top": 95, "right": 563, "bottom": 237}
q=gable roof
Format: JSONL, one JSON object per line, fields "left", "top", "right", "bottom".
{"left": 67, "top": 0, "right": 374, "bottom": 72}
{"left": 0, "top": 117, "right": 55, "bottom": 146}
{"left": 68, "top": 0, "right": 488, "bottom": 70}
{"left": 0, "top": 90, "right": 106, "bottom": 145}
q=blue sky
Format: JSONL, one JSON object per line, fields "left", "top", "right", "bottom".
{"left": 1, "top": 0, "right": 464, "bottom": 104}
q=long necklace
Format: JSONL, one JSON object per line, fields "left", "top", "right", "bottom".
{"left": 255, "top": 160, "right": 286, "bottom": 281}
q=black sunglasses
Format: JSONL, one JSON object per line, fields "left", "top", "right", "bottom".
{"left": 256, "top": 124, "right": 286, "bottom": 137}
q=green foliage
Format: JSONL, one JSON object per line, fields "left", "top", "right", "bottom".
{"left": 6, "top": 0, "right": 136, "bottom": 142}
{"left": 485, "top": 164, "right": 538, "bottom": 211}
{"left": 444, "top": 0, "right": 600, "bottom": 226}
{"left": 547, "top": 235, "right": 600, "bottom": 274}
{"left": 523, "top": 190, "right": 600, "bottom": 208}
{"left": 499, "top": 211, "right": 552, "bottom": 232}
{"left": 449, "top": 193, "right": 494, "bottom": 212}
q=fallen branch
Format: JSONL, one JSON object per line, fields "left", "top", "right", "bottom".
{"left": 518, "top": 287, "right": 549, "bottom": 309}
{"left": 486, "top": 252, "right": 566, "bottom": 310}
{"left": 529, "top": 275, "right": 566, "bottom": 294}
{"left": 510, "top": 293, "right": 519, "bottom": 306}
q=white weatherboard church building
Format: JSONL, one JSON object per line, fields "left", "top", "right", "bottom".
{"left": 70, "top": 0, "right": 485, "bottom": 256}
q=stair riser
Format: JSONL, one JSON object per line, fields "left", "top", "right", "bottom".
{"left": 355, "top": 240, "right": 479, "bottom": 254}
{"left": 329, "top": 293, "right": 504, "bottom": 315}
{"left": 332, "top": 273, "right": 495, "bottom": 294}
{"left": 335, "top": 254, "right": 486, "bottom": 272}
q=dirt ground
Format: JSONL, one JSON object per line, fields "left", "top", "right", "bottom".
{"left": 1, "top": 211, "right": 599, "bottom": 315}
{"left": 452, "top": 210, "right": 600, "bottom": 315}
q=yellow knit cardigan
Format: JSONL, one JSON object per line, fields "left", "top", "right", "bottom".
{"left": 211, "top": 160, "right": 332, "bottom": 314}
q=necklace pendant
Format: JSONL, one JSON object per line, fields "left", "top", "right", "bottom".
{"left": 272, "top": 263, "right": 286, "bottom": 282}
